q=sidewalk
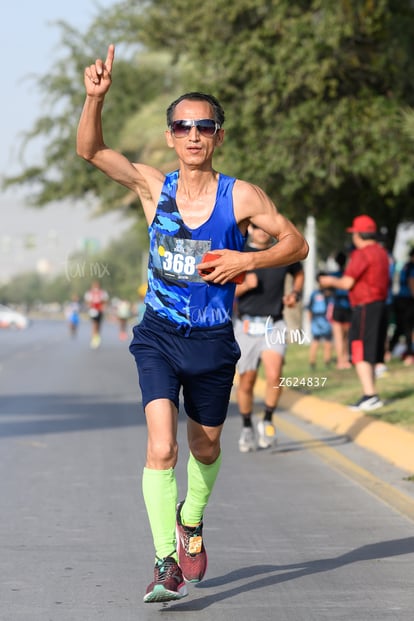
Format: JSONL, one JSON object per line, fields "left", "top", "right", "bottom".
{"left": 252, "top": 378, "right": 414, "bottom": 474}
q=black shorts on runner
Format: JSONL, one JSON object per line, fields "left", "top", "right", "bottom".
{"left": 349, "top": 300, "right": 387, "bottom": 364}
{"left": 129, "top": 307, "right": 241, "bottom": 427}
{"left": 89, "top": 309, "right": 103, "bottom": 325}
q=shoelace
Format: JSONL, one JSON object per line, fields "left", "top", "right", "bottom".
{"left": 155, "top": 557, "right": 178, "bottom": 582}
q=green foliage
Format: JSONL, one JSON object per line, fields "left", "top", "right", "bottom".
{"left": 2, "top": 17, "right": 179, "bottom": 214}
{"left": 0, "top": 273, "right": 46, "bottom": 307}
{"left": 3, "top": 0, "right": 414, "bottom": 256}
{"left": 138, "top": 0, "right": 414, "bottom": 242}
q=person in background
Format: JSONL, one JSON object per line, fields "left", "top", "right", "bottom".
{"left": 389, "top": 247, "right": 414, "bottom": 365}
{"left": 116, "top": 298, "right": 132, "bottom": 341}
{"left": 84, "top": 280, "right": 109, "bottom": 349}
{"left": 77, "top": 44, "right": 308, "bottom": 603}
{"left": 330, "top": 251, "right": 352, "bottom": 369}
{"left": 375, "top": 234, "right": 396, "bottom": 375}
{"left": 319, "top": 215, "right": 389, "bottom": 411}
{"left": 307, "top": 272, "right": 334, "bottom": 370}
{"left": 65, "top": 294, "right": 80, "bottom": 338}
{"left": 234, "top": 223, "right": 304, "bottom": 452}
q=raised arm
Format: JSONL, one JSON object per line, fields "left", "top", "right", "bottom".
{"left": 77, "top": 43, "right": 115, "bottom": 156}
{"left": 76, "top": 44, "right": 164, "bottom": 221}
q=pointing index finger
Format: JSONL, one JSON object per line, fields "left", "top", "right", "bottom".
{"left": 105, "top": 44, "right": 115, "bottom": 75}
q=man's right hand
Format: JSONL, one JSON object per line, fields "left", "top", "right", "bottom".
{"left": 84, "top": 44, "right": 115, "bottom": 97}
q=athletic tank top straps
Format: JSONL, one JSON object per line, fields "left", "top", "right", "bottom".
{"left": 145, "top": 170, "right": 246, "bottom": 332}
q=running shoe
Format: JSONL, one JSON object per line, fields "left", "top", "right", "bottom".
{"left": 176, "top": 501, "right": 207, "bottom": 583}
{"left": 238, "top": 427, "right": 255, "bottom": 453}
{"left": 350, "top": 395, "right": 384, "bottom": 411}
{"left": 90, "top": 334, "right": 101, "bottom": 349}
{"left": 375, "top": 363, "right": 388, "bottom": 378}
{"left": 143, "top": 556, "right": 187, "bottom": 603}
{"left": 257, "top": 419, "right": 277, "bottom": 449}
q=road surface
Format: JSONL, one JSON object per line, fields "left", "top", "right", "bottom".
{"left": 1, "top": 319, "right": 413, "bottom": 620}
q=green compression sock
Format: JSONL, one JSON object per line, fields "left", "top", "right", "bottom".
{"left": 181, "top": 452, "right": 222, "bottom": 526}
{"left": 142, "top": 467, "right": 178, "bottom": 561}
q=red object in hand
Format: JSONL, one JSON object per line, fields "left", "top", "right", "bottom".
{"left": 198, "top": 252, "right": 246, "bottom": 284}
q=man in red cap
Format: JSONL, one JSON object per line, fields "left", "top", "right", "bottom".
{"left": 320, "top": 215, "right": 389, "bottom": 410}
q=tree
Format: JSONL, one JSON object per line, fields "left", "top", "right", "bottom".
{"left": 2, "top": 17, "right": 180, "bottom": 214}
{"left": 4, "top": 1, "right": 414, "bottom": 255}
{"left": 0, "top": 273, "right": 46, "bottom": 308}
{"left": 136, "top": 0, "right": 414, "bottom": 245}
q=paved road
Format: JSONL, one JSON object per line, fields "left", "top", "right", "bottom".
{"left": 1, "top": 319, "right": 414, "bottom": 620}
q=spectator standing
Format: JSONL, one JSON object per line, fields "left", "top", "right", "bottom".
{"left": 330, "top": 251, "right": 352, "bottom": 369}
{"left": 389, "top": 248, "right": 414, "bottom": 365}
{"left": 307, "top": 272, "right": 334, "bottom": 370}
{"left": 319, "top": 215, "right": 389, "bottom": 411}
{"left": 376, "top": 239, "right": 396, "bottom": 374}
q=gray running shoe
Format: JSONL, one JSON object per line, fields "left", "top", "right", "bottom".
{"left": 257, "top": 419, "right": 276, "bottom": 448}
{"left": 239, "top": 427, "right": 255, "bottom": 452}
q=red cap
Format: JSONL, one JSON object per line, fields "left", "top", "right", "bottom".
{"left": 346, "top": 215, "right": 377, "bottom": 233}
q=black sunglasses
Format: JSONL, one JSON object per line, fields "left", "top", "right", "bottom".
{"left": 169, "top": 119, "right": 220, "bottom": 138}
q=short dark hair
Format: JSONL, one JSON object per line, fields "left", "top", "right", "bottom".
{"left": 335, "top": 251, "right": 347, "bottom": 269}
{"left": 359, "top": 232, "right": 377, "bottom": 241}
{"left": 166, "top": 92, "right": 225, "bottom": 127}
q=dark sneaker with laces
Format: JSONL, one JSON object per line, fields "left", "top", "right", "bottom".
{"left": 143, "top": 556, "right": 187, "bottom": 603}
{"left": 176, "top": 501, "right": 208, "bottom": 583}
{"left": 350, "top": 394, "right": 384, "bottom": 411}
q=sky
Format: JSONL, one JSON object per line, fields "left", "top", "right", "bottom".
{"left": 1, "top": 0, "right": 131, "bottom": 283}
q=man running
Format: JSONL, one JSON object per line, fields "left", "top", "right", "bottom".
{"left": 77, "top": 44, "right": 308, "bottom": 603}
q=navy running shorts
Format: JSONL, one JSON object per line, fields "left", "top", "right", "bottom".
{"left": 129, "top": 307, "right": 241, "bottom": 427}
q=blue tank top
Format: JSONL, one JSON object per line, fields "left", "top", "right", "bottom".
{"left": 145, "top": 170, "right": 246, "bottom": 331}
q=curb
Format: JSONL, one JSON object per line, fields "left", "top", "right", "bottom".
{"left": 252, "top": 378, "right": 414, "bottom": 474}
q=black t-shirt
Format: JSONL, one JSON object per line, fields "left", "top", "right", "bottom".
{"left": 236, "top": 244, "right": 303, "bottom": 318}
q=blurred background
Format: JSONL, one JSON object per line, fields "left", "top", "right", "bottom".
{"left": 2, "top": 0, "right": 414, "bottom": 323}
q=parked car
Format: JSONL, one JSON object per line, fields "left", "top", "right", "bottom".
{"left": 0, "top": 304, "right": 30, "bottom": 329}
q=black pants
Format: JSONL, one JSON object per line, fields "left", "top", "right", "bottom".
{"left": 389, "top": 297, "right": 414, "bottom": 356}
